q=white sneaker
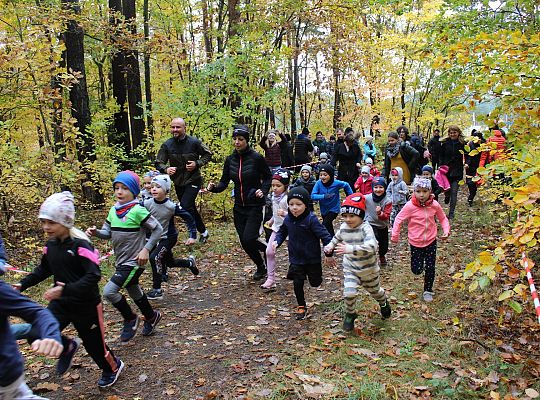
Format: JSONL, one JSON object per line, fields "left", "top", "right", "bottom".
{"left": 423, "top": 291, "right": 434, "bottom": 302}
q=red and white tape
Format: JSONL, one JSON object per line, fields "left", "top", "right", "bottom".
{"left": 523, "top": 253, "right": 540, "bottom": 324}
{"left": 5, "top": 264, "right": 30, "bottom": 275}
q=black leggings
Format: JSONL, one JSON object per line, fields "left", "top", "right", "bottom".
{"left": 410, "top": 240, "right": 437, "bottom": 292}
{"left": 175, "top": 181, "right": 206, "bottom": 233}
{"left": 233, "top": 205, "right": 266, "bottom": 268}
{"left": 150, "top": 236, "right": 176, "bottom": 289}
{"left": 322, "top": 212, "right": 338, "bottom": 237}
{"left": 372, "top": 225, "right": 389, "bottom": 257}
{"left": 444, "top": 178, "right": 460, "bottom": 217}
{"left": 28, "top": 301, "right": 117, "bottom": 373}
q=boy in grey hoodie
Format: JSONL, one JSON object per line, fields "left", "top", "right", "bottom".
{"left": 387, "top": 167, "right": 409, "bottom": 228}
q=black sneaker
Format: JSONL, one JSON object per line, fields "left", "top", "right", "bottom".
{"left": 147, "top": 288, "right": 163, "bottom": 300}
{"left": 468, "top": 199, "right": 473, "bottom": 207}
{"left": 98, "top": 358, "right": 124, "bottom": 388}
{"left": 342, "top": 313, "right": 357, "bottom": 332}
{"left": 142, "top": 311, "right": 162, "bottom": 336}
{"left": 252, "top": 266, "right": 266, "bottom": 281}
{"left": 295, "top": 306, "right": 308, "bottom": 320}
{"left": 57, "top": 337, "right": 81, "bottom": 375}
{"left": 380, "top": 301, "right": 392, "bottom": 319}
{"left": 188, "top": 255, "right": 199, "bottom": 276}
{"left": 120, "top": 316, "right": 139, "bottom": 343}
{"left": 199, "top": 232, "right": 209, "bottom": 244}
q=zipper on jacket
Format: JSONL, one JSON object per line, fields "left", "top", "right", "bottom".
{"left": 239, "top": 154, "right": 244, "bottom": 206}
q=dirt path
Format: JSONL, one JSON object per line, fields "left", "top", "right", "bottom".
{"left": 23, "top": 199, "right": 540, "bottom": 399}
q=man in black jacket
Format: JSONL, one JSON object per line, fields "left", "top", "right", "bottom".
{"left": 156, "top": 118, "right": 213, "bottom": 243}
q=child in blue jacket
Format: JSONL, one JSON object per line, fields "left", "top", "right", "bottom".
{"left": 311, "top": 164, "right": 353, "bottom": 236}
{"left": 273, "top": 187, "right": 334, "bottom": 320}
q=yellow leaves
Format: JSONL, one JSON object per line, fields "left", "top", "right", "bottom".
{"left": 498, "top": 290, "right": 514, "bottom": 301}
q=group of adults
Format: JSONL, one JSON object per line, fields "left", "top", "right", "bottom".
{"left": 157, "top": 118, "right": 506, "bottom": 283}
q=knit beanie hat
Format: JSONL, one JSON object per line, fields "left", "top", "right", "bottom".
{"left": 288, "top": 187, "right": 310, "bottom": 207}
{"left": 413, "top": 177, "right": 432, "bottom": 191}
{"left": 372, "top": 176, "right": 387, "bottom": 189}
{"left": 319, "top": 152, "right": 328, "bottom": 161}
{"left": 365, "top": 157, "right": 373, "bottom": 165}
{"left": 300, "top": 164, "right": 312, "bottom": 174}
{"left": 144, "top": 170, "right": 160, "bottom": 178}
{"left": 152, "top": 174, "right": 172, "bottom": 192}
{"left": 361, "top": 166, "right": 371, "bottom": 174}
{"left": 232, "top": 124, "right": 250, "bottom": 141}
{"left": 267, "top": 132, "right": 276, "bottom": 140}
{"left": 272, "top": 168, "right": 290, "bottom": 186}
{"left": 422, "top": 165, "right": 434, "bottom": 174}
{"left": 39, "top": 191, "right": 75, "bottom": 228}
{"left": 340, "top": 193, "right": 366, "bottom": 218}
{"left": 318, "top": 163, "right": 334, "bottom": 177}
{"left": 113, "top": 170, "right": 140, "bottom": 196}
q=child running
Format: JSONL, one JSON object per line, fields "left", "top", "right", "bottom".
{"left": 354, "top": 166, "right": 373, "bottom": 195}
{"left": 86, "top": 171, "right": 163, "bottom": 343}
{"left": 289, "top": 165, "right": 316, "bottom": 211}
{"left": 311, "top": 164, "right": 353, "bottom": 236}
{"left": 365, "top": 158, "right": 380, "bottom": 177}
{"left": 386, "top": 167, "right": 409, "bottom": 227}
{"left": 16, "top": 192, "right": 124, "bottom": 388}
{"left": 364, "top": 177, "right": 392, "bottom": 267}
{"left": 261, "top": 168, "right": 290, "bottom": 291}
{"left": 143, "top": 174, "right": 198, "bottom": 300}
{"left": 324, "top": 193, "right": 391, "bottom": 332}
{"left": 140, "top": 170, "right": 159, "bottom": 201}
{"left": 273, "top": 187, "right": 334, "bottom": 320}
{"left": 421, "top": 165, "right": 442, "bottom": 202}
{"left": 391, "top": 177, "right": 450, "bottom": 302}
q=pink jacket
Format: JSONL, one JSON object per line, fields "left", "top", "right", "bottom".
{"left": 434, "top": 165, "right": 450, "bottom": 191}
{"left": 391, "top": 199, "right": 450, "bottom": 247}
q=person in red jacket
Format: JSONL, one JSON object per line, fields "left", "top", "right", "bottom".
{"left": 354, "top": 166, "right": 373, "bottom": 195}
{"left": 479, "top": 129, "right": 506, "bottom": 168}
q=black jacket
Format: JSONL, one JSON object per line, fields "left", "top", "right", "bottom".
{"left": 439, "top": 139, "right": 465, "bottom": 180}
{"left": 331, "top": 142, "right": 362, "bottom": 184}
{"left": 294, "top": 135, "right": 314, "bottom": 165}
{"left": 211, "top": 147, "right": 272, "bottom": 207}
{"left": 427, "top": 136, "right": 441, "bottom": 161}
{"left": 156, "top": 135, "right": 213, "bottom": 187}
{"left": 20, "top": 238, "right": 102, "bottom": 309}
{"left": 383, "top": 142, "right": 420, "bottom": 181}
{"left": 465, "top": 140, "right": 482, "bottom": 176}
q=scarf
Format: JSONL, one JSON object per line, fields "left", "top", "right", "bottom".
{"left": 412, "top": 194, "right": 434, "bottom": 208}
{"left": 115, "top": 199, "right": 139, "bottom": 219}
{"left": 372, "top": 190, "right": 386, "bottom": 203}
{"left": 386, "top": 141, "right": 401, "bottom": 158}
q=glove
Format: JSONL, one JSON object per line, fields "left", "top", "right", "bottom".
{"left": 324, "top": 193, "right": 336, "bottom": 199}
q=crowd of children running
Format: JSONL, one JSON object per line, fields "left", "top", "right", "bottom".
{"left": 1, "top": 124, "right": 504, "bottom": 398}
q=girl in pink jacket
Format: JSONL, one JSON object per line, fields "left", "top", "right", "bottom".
{"left": 391, "top": 177, "right": 450, "bottom": 302}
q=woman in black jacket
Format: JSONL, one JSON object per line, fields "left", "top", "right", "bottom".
{"left": 439, "top": 125, "right": 465, "bottom": 219}
{"left": 207, "top": 125, "right": 272, "bottom": 280}
{"left": 383, "top": 131, "right": 419, "bottom": 184}
{"left": 330, "top": 132, "right": 362, "bottom": 189}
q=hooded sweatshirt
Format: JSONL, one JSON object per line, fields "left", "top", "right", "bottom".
{"left": 353, "top": 166, "right": 374, "bottom": 195}
{"left": 387, "top": 167, "right": 409, "bottom": 205}
{"left": 391, "top": 196, "right": 450, "bottom": 247}
{"left": 311, "top": 179, "right": 353, "bottom": 215}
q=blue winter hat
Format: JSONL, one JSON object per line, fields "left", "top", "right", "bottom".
{"left": 422, "top": 165, "right": 434, "bottom": 174}
{"left": 113, "top": 170, "right": 140, "bottom": 196}
{"left": 372, "top": 177, "right": 387, "bottom": 190}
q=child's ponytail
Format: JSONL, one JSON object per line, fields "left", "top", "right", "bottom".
{"left": 69, "top": 227, "right": 91, "bottom": 243}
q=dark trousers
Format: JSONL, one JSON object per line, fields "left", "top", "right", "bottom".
{"left": 444, "top": 178, "right": 460, "bottom": 217}
{"left": 372, "top": 225, "right": 389, "bottom": 257}
{"left": 410, "top": 240, "right": 437, "bottom": 292}
{"left": 431, "top": 157, "right": 439, "bottom": 171}
{"left": 28, "top": 301, "right": 117, "bottom": 373}
{"left": 322, "top": 212, "right": 338, "bottom": 237}
{"left": 466, "top": 177, "right": 478, "bottom": 203}
{"left": 175, "top": 180, "right": 206, "bottom": 233}
{"left": 288, "top": 263, "right": 323, "bottom": 307}
{"left": 233, "top": 205, "right": 266, "bottom": 268}
{"left": 150, "top": 236, "right": 176, "bottom": 289}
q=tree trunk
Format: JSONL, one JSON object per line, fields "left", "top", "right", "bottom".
{"left": 64, "top": 0, "right": 104, "bottom": 205}
{"left": 143, "top": 0, "right": 154, "bottom": 143}
{"left": 108, "top": 0, "right": 130, "bottom": 150}
{"left": 287, "top": 32, "right": 296, "bottom": 134}
{"left": 201, "top": 0, "right": 213, "bottom": 62}
{"left": 123, "top": 0, "right": 145, "bottom": 150}
{"left": 400, "top": 53, "right": 407, "bottom": 126}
